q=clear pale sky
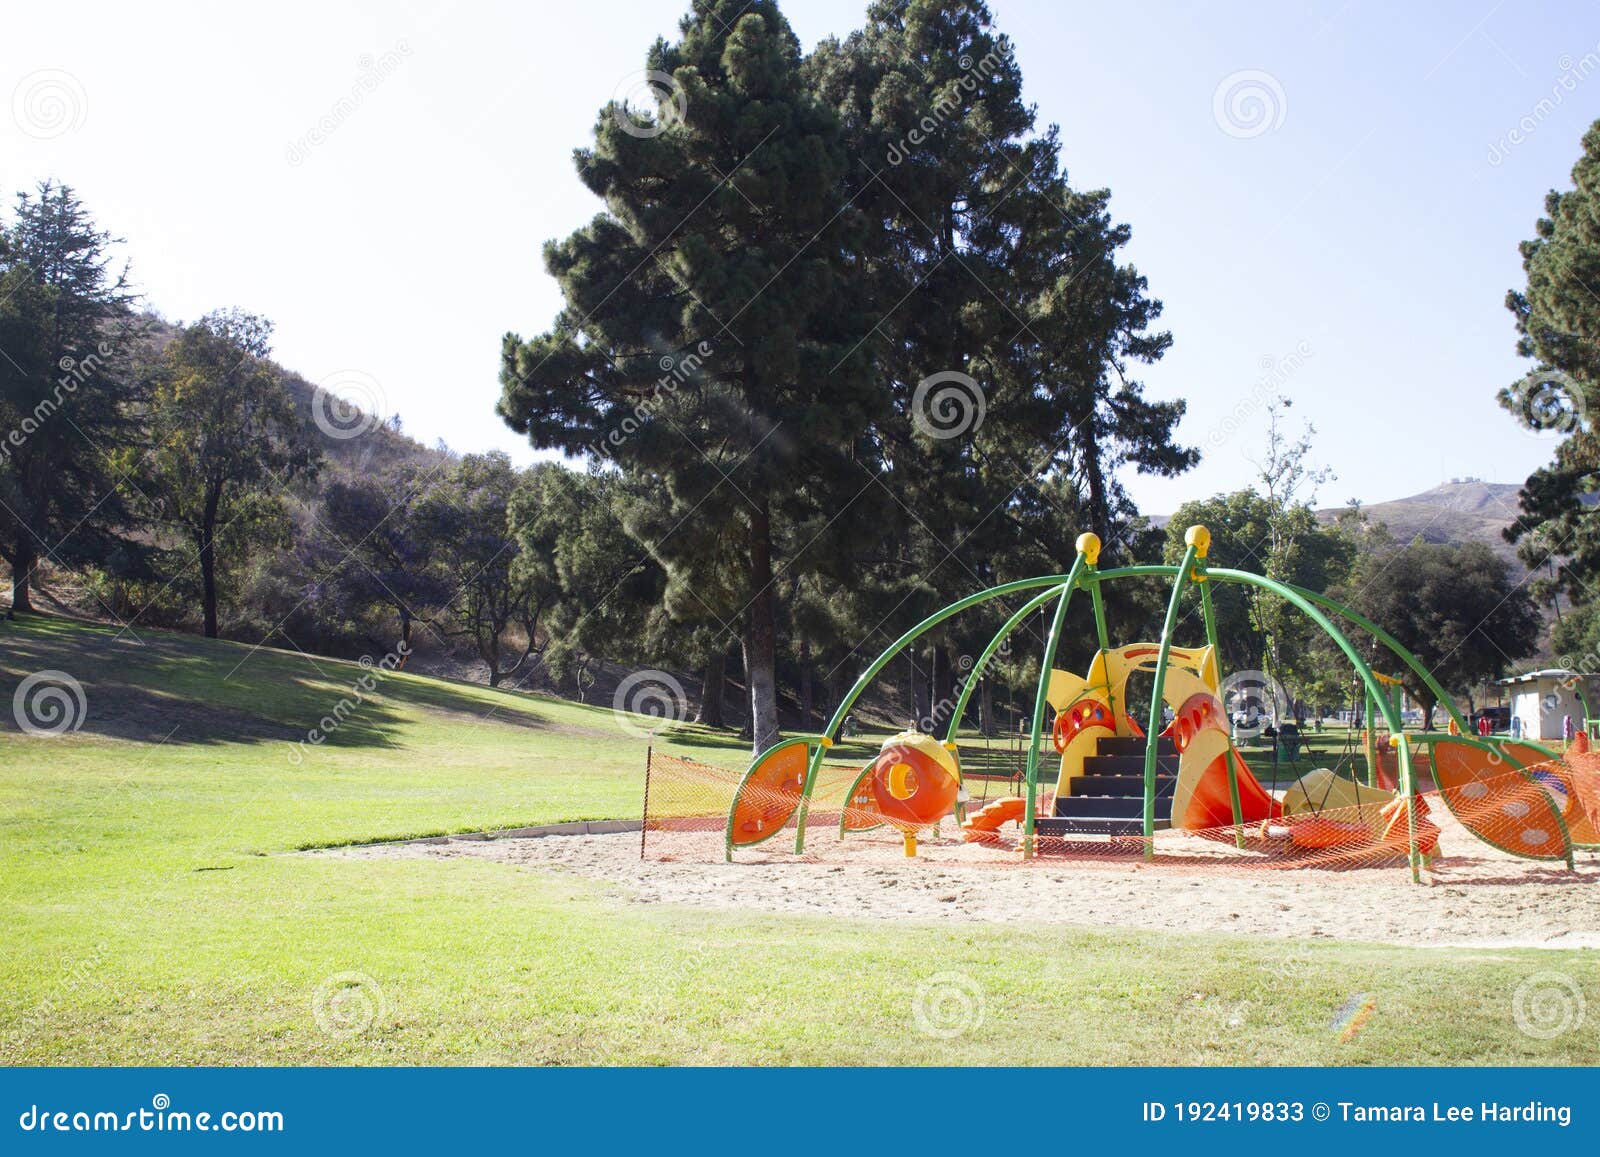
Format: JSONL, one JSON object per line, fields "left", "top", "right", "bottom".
{"left": 3, "top": 0, "right": 1594, "bottom": 514}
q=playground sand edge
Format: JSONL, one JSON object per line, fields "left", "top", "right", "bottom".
{"left": 317, "top": 818, "right": 1599, "bottom": 950}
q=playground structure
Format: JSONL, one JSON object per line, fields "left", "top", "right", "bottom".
{"left": 704, "top": 527, "right": 1600, "bottom": 882}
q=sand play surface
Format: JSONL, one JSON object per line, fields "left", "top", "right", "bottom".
{"left": 323, "top": 807, "right": 1600, "bottom": 949}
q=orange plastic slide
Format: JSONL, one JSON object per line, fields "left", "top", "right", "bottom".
{"left": 960, "top": 796, "right": 1025, "bottom": 842}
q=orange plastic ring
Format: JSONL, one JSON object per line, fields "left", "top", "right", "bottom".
{"left": 1052, "top": 711, "right": 1071, "bottom": 753}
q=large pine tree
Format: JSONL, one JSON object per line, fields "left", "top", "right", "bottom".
{"left": 804, "top": 0, "right": 1192, "bottom": 712}
{"left": 499, "top": 0, "right": 884, "bottom": 752}
{"left": 0, "top": 182, "right": 145, "bottom": 615}
{"left": 1501, "top": 119, "right": 1600, "bottom": 603}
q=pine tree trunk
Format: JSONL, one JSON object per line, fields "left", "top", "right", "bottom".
{"left": 1081, "top": 421, "right": 1111, "bottom": 544}
{"left": 398, "top": 611, "right": 412, "bottom": 665}
{"left": 9, "top": 539, "right": 36, "bottom": 615}
{"left": 932, "top": 645, "right": 954, "bottom": 733}
{"left": 979, "top": 677, "right": 994, "bottom": 737}
{"left": 911, "top": 649, "right": 931, "bottom": 731}
{"left": 745, "top": 504, "right": 780, "bottom": 755}
{"left": 695, "top": 650, "right": 727, "bottom": 728}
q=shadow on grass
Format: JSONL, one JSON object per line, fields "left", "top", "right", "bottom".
{"left": 0, "top": 613, "right": 563, "bottom": 749}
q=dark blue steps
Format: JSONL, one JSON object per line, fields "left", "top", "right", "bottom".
{"left": 1040, "top": 732, "right": 1177, "bottom": 839}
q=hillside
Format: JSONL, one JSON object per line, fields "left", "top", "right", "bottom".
{"left": 1323, "top": 479, "right": 1524, "bottom": 563}
{"left": 142, "top": 313, "right": 449, "bottom": 478}
{"left": 1154, "top": 479, "right": 1531, "bottom": 562}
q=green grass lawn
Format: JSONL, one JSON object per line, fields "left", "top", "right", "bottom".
{"left": 1, "top": 615, "right": 1595, "bottom": 1065}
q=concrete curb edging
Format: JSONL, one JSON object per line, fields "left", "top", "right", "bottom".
{"left": 406, "top": 819, "right": 642, "bottom": 845}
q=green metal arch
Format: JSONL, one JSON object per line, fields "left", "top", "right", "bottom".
{"left": 1021, "top": 568, "right": 1087, "bottom": 854}
{"left": 1285, "top": 583, "right": 1469, "bottom": 734}
{"left": 787, "top": 571, "right": 1083, "bottom": 852}
{"left": 941, "top": 584, "right": 1072, "bottom": 747}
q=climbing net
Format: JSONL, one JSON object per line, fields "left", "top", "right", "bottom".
{"left": 641, "top": 746, "right": 1600, "bottom": 875}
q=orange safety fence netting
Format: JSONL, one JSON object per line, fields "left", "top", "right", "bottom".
{"left": 642, "top": 744, "right": 1600, "bottom": 874}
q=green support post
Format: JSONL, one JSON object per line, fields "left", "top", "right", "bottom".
{"left": 1142, "top": 532, "right": 1202, "bottom": 858}
{"left": 1195, "top": 553, "right": 1244, "bottom": 848}
{"left": 1088, "top": 554, "right": 1115, "bottom": 722}
{"left": 1363, "top": 689, "right": 1378, "bottom": 787}
{"left": 1020, "top": 550, "right": 1091, "bottom": 858}
{"left": 1394, "top": 731, "right": 1421, "bottom": 882}
{"left": 941, "top": 584, "right": 1074, "bottom": 825}
{"left": 1203, "top": 567, "right": 1417, "bottom": 876}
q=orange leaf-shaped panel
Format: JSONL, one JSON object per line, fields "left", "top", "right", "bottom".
{"left": 1430, "top": 738, "right": 1570, "bottom": 861}
{"left": 729, "top": 741, "right": 811, "bottom": 848}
